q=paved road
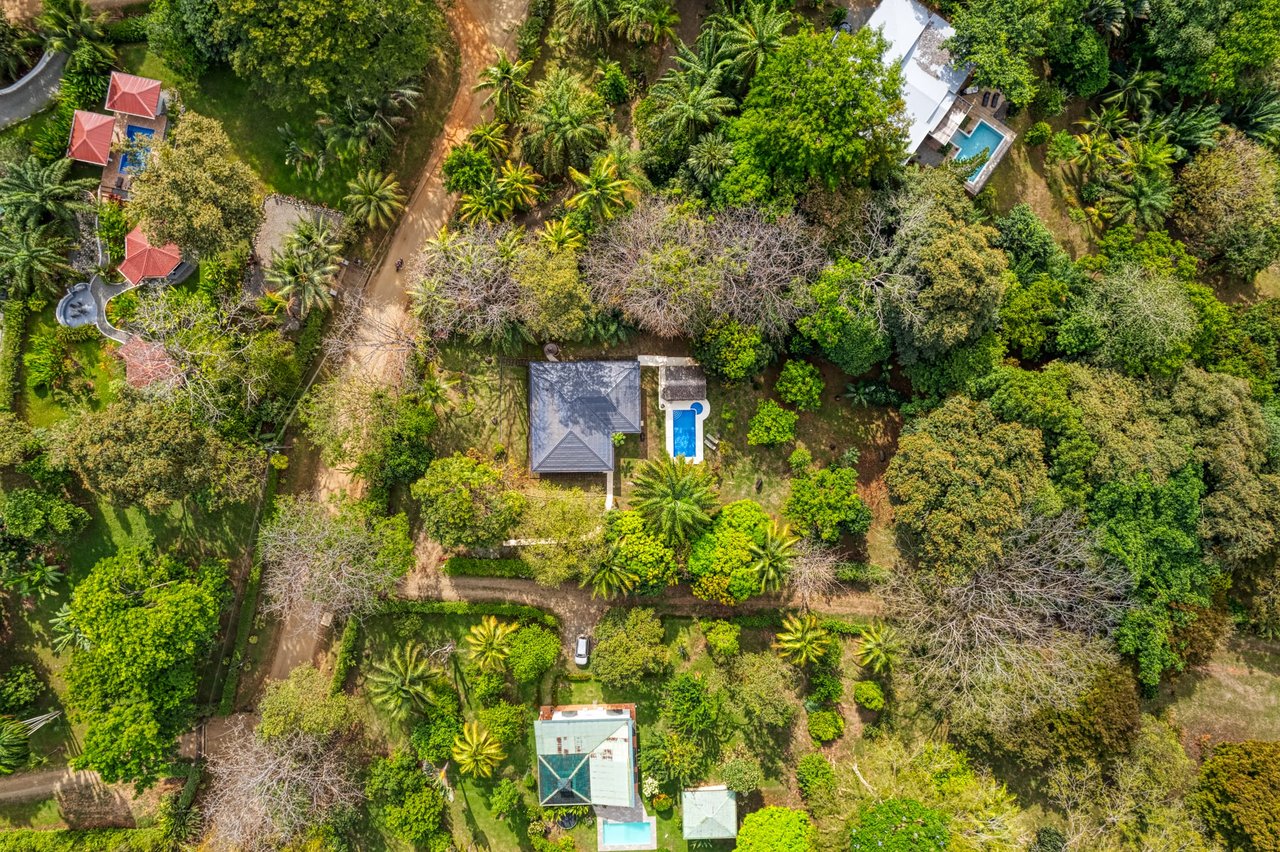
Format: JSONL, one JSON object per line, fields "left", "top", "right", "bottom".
{"left": 0, "top": 51, "right": 65, "bottom": 131}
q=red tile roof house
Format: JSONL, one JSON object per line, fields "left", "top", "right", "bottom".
{"left": 118, "top": 225, "right": 185, "bottom": 287}
{"left": 66, "top": 72, "right": 169, "bottom": 202}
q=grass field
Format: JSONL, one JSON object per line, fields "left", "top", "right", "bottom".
{"left": 1147, "top": 636, "right": 1280, "bottom": 759}
{"left": 17, "top": 306, "right": 123, "bottom": 430}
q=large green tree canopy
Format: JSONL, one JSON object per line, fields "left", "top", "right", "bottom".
{"left": 1143, "top": 0, "right": 1280, "bottom": 98}
{"left": 886, "top": 396, "right": 1058, "bottom": 582}
{"left": 67, "top": 548, "right": 226, "bottom": 786}
{"left": 727, "top": 27, "right": 907, "bottom": 192}
{"left": 213, "top": 0, "right": 443, "bottom": 107}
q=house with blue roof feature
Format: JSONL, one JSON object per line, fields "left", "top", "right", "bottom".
{"left": 535, "top": 704, "right": 639, "bottom": 816}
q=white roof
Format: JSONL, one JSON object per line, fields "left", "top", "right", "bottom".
{"left": 864, "top": 0, "right": 970, "bottom": 152}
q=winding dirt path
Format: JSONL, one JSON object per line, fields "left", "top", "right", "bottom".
{"left": 264, "top": 0, "right": 530, "bottom": 685}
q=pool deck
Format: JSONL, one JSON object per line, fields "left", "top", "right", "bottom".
{"left": 99, "top": 111, "right": 168, "bottom": 202}
{"left": 917, "top": 91, "right": 1016, "bottom": 193}
{"left": 598, "top": 815, "right": 658, "bottom": 852}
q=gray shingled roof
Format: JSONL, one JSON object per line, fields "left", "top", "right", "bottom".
{"left": 660, "top": 365, "right": 707, "bottom": 402}
{"left": 529, "top": 361, "right": 641, "bottom": 473}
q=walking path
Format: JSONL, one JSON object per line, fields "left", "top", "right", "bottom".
{"left": 263, "top": 0, "right": 531, "bottom": 684}
{"left": 0, "top": 767, "right": 100, "bottom": 805}
{"left": 0, "top": 51, "right": 65, "bottom": 130}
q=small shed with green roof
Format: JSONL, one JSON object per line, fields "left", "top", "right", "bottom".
{"left": 681, "top": 785, "right": 737, "bottom": 840}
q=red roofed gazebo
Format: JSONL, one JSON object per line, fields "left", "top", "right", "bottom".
{"left": 116, "top": 336, "right": 179, "bottom": 389}
{"left": 67, "top": 110, "right": 115, "bottom": 166}
{"left": 105, "top": 72, "right": 164, "bottom": 118}
{"left": 119, "top": 226, "right": 182, "bottom": 286}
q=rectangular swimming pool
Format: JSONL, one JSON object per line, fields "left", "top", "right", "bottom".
{"left": 671, "top": 401, "right": 703, "bottom": 460}
{"left": 600, "top": 819, "right": 655, "bottom": 848}
{"left": 121, "top": 125, "right": 155, "bottom": 172}
{"left": 952, "top": 119, "right": 1005, "bottom": 179}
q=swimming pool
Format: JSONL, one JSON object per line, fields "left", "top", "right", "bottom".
{"left": 599, "top": 818, "right": 656, "bottom": 849}
{"left": 671, "top": 401, "right": 702, "bottom": 460}
{"left": 952, "top": 119, "right": 1005, "bottom": 179}
{"left": 121, "top": 125, "right": 155, "bottom": 172}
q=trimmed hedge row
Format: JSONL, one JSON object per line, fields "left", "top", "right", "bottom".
{"left": 442, "top": 556, "right": 534, "bottom": 579}
{"left": 330, "top": 617, "right": 361, "bottom": 695}
{"left": 0, "top": 301, "right": 28, "bottom": 412}
{"left": 0, "top": 828, "right": 168, "bottom": 851}
{"left": 380, "top": 599, "right": 559, "bottom": 629}
{"left": 716, "top": 611, "right": 869, "bottom": 636}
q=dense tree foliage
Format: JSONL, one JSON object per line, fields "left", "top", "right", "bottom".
{"left": 1193, "top": 741, "right": 1280, "bottom": 851}
{"left": 129, "top": 113, "right": 262, "bottom": 259}
{"left": 67, "top": 548, "right": 226, "bottom": 786}
{"left": 887, "top": 397, "right": 1056, "bottom": 582}
{"left": 411, "top": 454, "right": 525, "bottom": 548}
{"left": 726, "top": 28, "right": 906, "bottom": 197}
{"left": 48, "top": 400, "right": 262, "bottom": 514}
{"left": 590, "top": 607, "right": 669, "bottom": 688}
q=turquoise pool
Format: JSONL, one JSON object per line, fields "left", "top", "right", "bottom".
{"left": 671, "top": 401, "right": 702, "bottom": 459}
{"left": 121, "top": 125, "right": 154, "bottom": 172}
{"left": 952, "top": 119, "right": 1005, "bottom": 178}
{"left": 600, "top": 819, "right": 653, "bottom": 847}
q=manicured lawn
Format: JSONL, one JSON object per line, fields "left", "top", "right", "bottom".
{"left": 17, "top": 306, "right": 123, "bottom": 430}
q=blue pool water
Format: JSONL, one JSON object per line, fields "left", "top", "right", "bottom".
{"left": 121, "top": 125, "right": 154, "bottom": 172}
{"left": 952, "top": 120, "right": 1005, "bottom": 179}
{"left": 671, "top": 401, "right": 703, "bottom": 459}
{"left": 601, "top": 820, "right": 653, "bottom": 846}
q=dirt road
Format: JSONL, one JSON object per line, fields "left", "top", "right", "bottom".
{"left": 265, "top": 0, "right": 530, "bottom": 684}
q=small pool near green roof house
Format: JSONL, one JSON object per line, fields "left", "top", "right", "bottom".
{"left": 599, "top": 817, "right": 657, "bottom": 850}
{"left": 952, "top": 119, "right": 1006, "bottom": 179}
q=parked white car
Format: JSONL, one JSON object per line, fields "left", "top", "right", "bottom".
{"left": 574, "top": 634, "right": 590, "bottom": 667}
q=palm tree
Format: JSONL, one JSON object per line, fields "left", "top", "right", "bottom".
{"left": 1077, "top": 104, "right": 1133, "bottom": 138}
{"left": 279, "top": 124, "right": 327, "bottom": 179}
{"left": 645, "top": 68, "right": 736, "bottom": 148}
{"left": 0, "top": 21, "right": 27, "bottom": 81}
{"left": 557, "top": 0, "right": 614, "bottom": 44}
{"left": 366, "top": 642, "right": 448, "bottom": 722}
{"left": 0, "top": 712, "right": 60, "bottom": 776}
{"left": 452, "top": 722, "right": 505, "bottom": 778}
{"left": 854, "top": 621, "right": 902, "bottom": 676}
{"left": 540, "top": 218, "right": 585, "bottom": 253}
{"left": 33, "top": 0, "right": 109, "bottom": 59}
{"left": 458, "top": 181, "right": 510, "bottom": 224}
{"left": 1114, "top": 135, "right": 1175, "bottom": 179}
{"left": 1103, "top": 67, "right": 1163, "bottom": 116}
{"left": 686, "top": 129, "right": 735, "bottom": 191}
{"left": 582, "top": 557, "right": 639, "bottom": 600}
{"left": 773, "top": 613, "right": 830, "bottom": 667}
{"left": 1083, "top": 0, "right": 1128, "bottom": 38}
{"left": 750, "top": 523, "right": 797, "bottom": 594}
{"left": 343, "top": 170, "right": 405, "bottom": 230}
{"left": 1069, "top": 133, "right": 1117, "bottom": 182}
{"left": 611, "top": 0, "right": 677, "bottom": 46}
{"left": 631, "top": 456, "right": 717, "bottom": 547}
{"left": 720, "top": 0, "right": 789, "bottom": 79}
{"left": 520, "top": 69, "right": 610, "bottom": 177}
{"left": 0, "top": 225, "right": 72, "bottom": 300}
{"left": 0, "top": 717, "right": 29, "bottom": 775}
{"left": 265, "top": 215, "right": 342, "bottom": 317}
{"left": 475, "top": 51, "right": 533, "bottom": 123}
{"left": 566, "top": 154, "right": 636, "bottom": 222}
{"left": 50, "top": 602, "right": 89, "bottom": 654}
{"left": 1106, "top": 172, "right": 1173, "bottom": 229}
{"left": 468, "top": 121, "right": 510, "bottom": 160}
{"left": 0, "top": 157, "right": 95, "bottom": 232}
{"left": 465, "top": 616, "right": 518, "bottom": 673}
{"left": 495, "top": 160, "right": 541, "bottom": 212}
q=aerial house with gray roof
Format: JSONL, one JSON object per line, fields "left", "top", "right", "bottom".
{"left": 528, "top": 361, "right": 642, "bottom": 475}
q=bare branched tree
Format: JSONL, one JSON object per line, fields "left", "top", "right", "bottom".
{"left": 203, "top": 722, "right": 363, "bottom": 852}
{"left": 129, "top": 287, "right": 283, "bottom": 426}
{"left": 409, "top": 223, "right": 523, "bottom": 344}
{"left": 707, "top": 206, "right": 825, "bottom": 340}
{"left": 322, "top": 288, "right": 424, "bottom": 382}
{"left": 890, "top": 511, "right": 1132, "bottom": 729}
{"left": 787, "top": 539, "right": 842, "bottom": 610}
{"left": 258, "top": 495, "right": 411, "bottom": 621}
{"left": 583, "top": 199, "right": 825, "bottom": 339}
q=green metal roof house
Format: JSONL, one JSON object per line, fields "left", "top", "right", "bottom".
{"left": 681, "top": 785, "right": 738, "bottom": 841}
{"left": 535, "top": 704, "right": 638, "bottom": 810}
